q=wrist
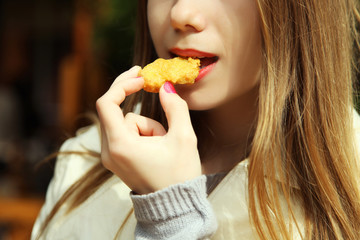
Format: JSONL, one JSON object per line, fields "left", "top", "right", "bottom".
{"left": 130, "top": 175, "right": 208, "bottom": 221}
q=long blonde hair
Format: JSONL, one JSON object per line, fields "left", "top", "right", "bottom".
{"left": 250, "top": 0, "right": 360, "bottom": 239}
{"left": 38, "top": 0, "right": 360, "bottom": 239}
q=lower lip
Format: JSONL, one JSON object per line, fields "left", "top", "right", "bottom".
{"left": 195, "top": 61, "right": 217, "bottom": 82}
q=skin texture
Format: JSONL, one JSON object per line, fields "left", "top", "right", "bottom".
{"left": 96, "top": 67, "right": 201, "bottom": 194}
{"left": 148, "top": 0, "right": 262, "bottom": 173}
{"left": 96, "top": 0, "right": 262, "bottom": 193}
{"left": 147, "top": 0, "right": 262, "bottom": 111}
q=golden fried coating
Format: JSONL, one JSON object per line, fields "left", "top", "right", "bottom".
{"left": 139, "top": 57, "right": 200, "bottom": 93}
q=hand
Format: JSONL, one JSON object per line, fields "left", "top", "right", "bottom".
{"left": 96, "top": 66, "right": 201, "bottom": 194}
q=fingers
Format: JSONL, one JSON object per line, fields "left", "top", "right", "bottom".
{"left": 124, "top": 112, "right": 167, "bottom": 136}
{"left": 96, "top": 66, "right": 144, "bottom": 131}
{"left": 101, "top": 66, "right": 143, "bottom": 106}
{"left": 110, "top": 66, "right": 142, "bottom": 88}
{"left": 159, "top": 82, "right": 195, "bottom": 140}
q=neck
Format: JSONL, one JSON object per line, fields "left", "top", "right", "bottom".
{"left": 195, "top": 86, "right": 258, "bottom": 174}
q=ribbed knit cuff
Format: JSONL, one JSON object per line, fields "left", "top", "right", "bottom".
{"left": 130, "top": 175, "right": 208, "bottom": 222}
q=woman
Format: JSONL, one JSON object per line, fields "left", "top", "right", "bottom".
{"left": 32, "top": 0, "right": 360, "bottom": 239}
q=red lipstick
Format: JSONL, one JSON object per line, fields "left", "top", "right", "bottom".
{"left": 170, "top": 48, "right": 216, "bottom": 58}
{"left": 196, "top": 62, "right": 216, "bottom": 82}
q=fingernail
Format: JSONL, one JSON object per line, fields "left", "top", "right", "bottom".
{"left": 164, "top": 82, "right": 177, "bottom": 94}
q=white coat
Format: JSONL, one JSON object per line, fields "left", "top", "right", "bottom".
{"left": 31, "top": 110, "right": 360, "bottom": 239}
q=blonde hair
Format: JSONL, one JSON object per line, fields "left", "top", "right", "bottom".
{"left": 250, "top": 0, "right": 360, "bottom": 239}
{"left": 37, "top": 0, "right": 360, "bottom": 239}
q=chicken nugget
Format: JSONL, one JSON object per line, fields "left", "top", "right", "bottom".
{"left": 139, "top": 57, "right": 200, "bottom": 93}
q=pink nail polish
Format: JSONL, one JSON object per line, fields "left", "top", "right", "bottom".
{"left": 164, "top": 82, "right": 177, "bottom": 94}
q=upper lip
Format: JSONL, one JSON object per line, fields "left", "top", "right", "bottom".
{"left": 170, "top": 48, "right": 217, "bottom": 58}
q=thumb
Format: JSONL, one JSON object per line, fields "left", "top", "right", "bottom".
{"left": 159, "top": 82, "right": 194, "bottom": 137}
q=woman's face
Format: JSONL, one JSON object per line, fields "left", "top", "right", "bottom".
{"left": 147, "top": 0, "right": 262, "bottom": 110}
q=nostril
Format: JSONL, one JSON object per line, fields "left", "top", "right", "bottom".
{"left": 170, "top": 5, "right": 206, "bottom": 33}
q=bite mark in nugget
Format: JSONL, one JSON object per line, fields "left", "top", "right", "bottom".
{"left": 139, "top": 57, "right": 200, "bottom": 93}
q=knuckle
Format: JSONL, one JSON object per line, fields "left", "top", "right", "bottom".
{"left": 96, "top": 97, "right": 104, "bottom": 110}
{"left": 96, "top": 96, "right": 110, "bottom": 113}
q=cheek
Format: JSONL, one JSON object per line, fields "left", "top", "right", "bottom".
{"left": 147, "top": 2, "right": 171, "bottom": 56}
{"left": 227, "top": 3, "right": 262, "bottom": 90}
{"left": 147, "top": 6, "right": 160, "bottom": 42}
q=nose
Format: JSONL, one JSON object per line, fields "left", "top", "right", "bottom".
{"left": 170, "top": 0, "right": 206, "bottom": 32}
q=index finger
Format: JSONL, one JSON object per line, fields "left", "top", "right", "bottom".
{"left": 96, "top": 66, "right": 143, "bottom": 131}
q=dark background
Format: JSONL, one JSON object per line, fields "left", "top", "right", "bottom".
{"left": 0, "top": 0, "right": 136, "bottom": 238}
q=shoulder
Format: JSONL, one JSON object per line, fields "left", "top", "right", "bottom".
{"left": 50, "top": 124, "right": 102, "bottom": 201}
{"left": 47, "top": 124, "right": 102, "bottom": 205}
{"left": 31, "top": 125, "right": 102, "bottom": 239}
{"left": 60, "top": 124, "right": 101, "bottom": 154}
{"left": 54, "top": 124, "right": 101, "bottom": 196}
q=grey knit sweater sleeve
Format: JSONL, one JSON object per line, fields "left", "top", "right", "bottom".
{"left": 130, "top": 175, "right": 218, "bottom": 240}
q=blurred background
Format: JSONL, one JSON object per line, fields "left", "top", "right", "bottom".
{"left": 0, "top": 0, "right": 360, "bottom": 239}
{"left": 0, "top": 0, "right": 136, "bottom": 238}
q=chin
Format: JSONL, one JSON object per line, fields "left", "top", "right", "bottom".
{"left": 178, "top": 91, "right": 223, "bottom": 111}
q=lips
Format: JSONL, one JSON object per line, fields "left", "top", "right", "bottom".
{"left": 170, "top": 48, "right": 218, "bottom": 81}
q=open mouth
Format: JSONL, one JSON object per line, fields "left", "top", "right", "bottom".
{"left": 169, "top": 48, "right": 219, "bottom": 82}
{"left": 173, "top": 55, "right": 218, "bottom": 82}
{"left": 170, "top": 53, "right": 219, "bottom": 69}
{"left": 198, "top": 56, "right": 218, "bottom": 69}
